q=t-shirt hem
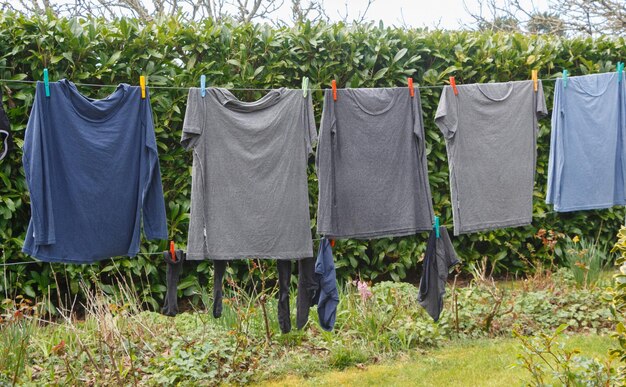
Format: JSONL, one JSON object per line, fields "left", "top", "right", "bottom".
{"left": 186, "top": 251, "right": 313, "bottom": 260}
{"left": 455, "top": 217, "right": 531, "bottom": 236}
{"left": 22, "top": 247, "right": 140, "bottom": 264}
{"left": 552, "top": 202, "right": 626, "bottom": 212}
{"left": 318, "top": 225, "right": 432, "bottom": 239}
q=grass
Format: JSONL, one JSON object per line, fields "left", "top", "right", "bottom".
{"left": 0, "top": 268, "right": 620, "bottom": 385}
{"left": 261, "top": 335, "right": 614, "bottom": 387}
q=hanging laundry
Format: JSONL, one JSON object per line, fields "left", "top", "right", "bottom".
{"left": 547, "top": 72, "right": 626, "bottom": 212}
{"left": 316, "top": 87, "right": 434, "bottom": 239}
{"left": 211, "top": 259, "right": 313, "bottom": 333}
{"left": 315, "top": 237, "right": 338, "bottom": 331}
{"left": 181, "top": 87, "right": 316, "bottom": 260}
{"left": 22, "top": 80, "right": 168, "bottom": 263}
{"left": 418, "top": 226, "right": 459, "bottom": 322}
{"left": 161, "top": 249, "right": 186, "bottom": 317}
{"left": 0, "top": 88, "right": 11, "bottom": 161}
{"left": 435, "top": 80, "right": 547, "bottom": 235}
{"left": 296, "top": 256, "right": 318, "bottom": 330}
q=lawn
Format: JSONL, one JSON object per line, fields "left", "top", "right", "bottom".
{"left": 263, "top": 335, "right": 613, "bottom": 386}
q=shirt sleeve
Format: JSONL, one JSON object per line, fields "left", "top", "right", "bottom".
{"left": 304, "top": 93, "right": 318, "bottom": 155}
{"left": 315, "top": 90, "right": 335, "bottom": 173}
{"left": 536, "top": 80, "right": 548, "bottom": 118}
{"left": 546, "top": 79, "right": 562, "bottom": 205}
{"left": 142, "top": 90, "right": 168, "bottom": 240}
{"left": 181, "top": 88, "right": 205, "bottom": 150}
{"left": 412, "top": 88, "right": 426, "bottom": 157}
{"left": 23, "top": 83, "right": 56, "bottom": 245}
{"left": 434, "top": 86, "right": 458, "bottom": 140}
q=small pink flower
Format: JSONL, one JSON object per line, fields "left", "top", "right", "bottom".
{"left": 357, "top": 280, "right": 373, "bottom": 301}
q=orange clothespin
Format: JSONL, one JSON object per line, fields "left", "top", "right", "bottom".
{"left": 140, "top": 75, "right": 146, "bottom": 99}
{"left": 169, "top": 240, "right": 176, "bottom": 262}
{"left": 408, "top": 77, "right": 414, "bottom": 97}
{"left": 330, "top": 239, "right": 335, "bottom": 248}
{"left": 449, "top": 76, "right": 458, "bottom": 96}
{"left": 331, "top": 80, "right": 337, "bottom": 101}
{"left": 531, "top": 69, "right": 538, "bottom": 92}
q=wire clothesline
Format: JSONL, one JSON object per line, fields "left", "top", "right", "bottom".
{"left": 0, "top": 77, "right": 558, "bottom": 91}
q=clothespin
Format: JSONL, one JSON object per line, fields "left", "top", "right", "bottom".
{"left": 330, "top": 239, "right": 335, "bottom": 248}
{"left": 449, "top": 76, "right": 458, "bottom": 96}
{"left": 139, "top": 75, "right": 146, "bottom": 99}
{"left": 200, "top": 74, "right": 206, "bottom": 97}
{"left": 562, "top": 69, "right": 568, "bottom": 88}
{"left": 331, "top": 80, "right": 337, "bottom": 101}
{"left": 302, "top": 76, "right": 309, "bottom": 98}
{"left": 617, "top": 62, "right": 624, "bottom": 83}
{"left": 43, "top": 68, "right": 50, "bottom": 97}
{"left": 433, "top": 216, "right": 440, "bottom": 238}
{"left": 531, "top": 69, "right": 538, "bottom": 92}
{"left": 169, "top": 241, "right": 176, "bottom": 262}
{"left": 408, "top": 77, "right": 414, "bottom": 97}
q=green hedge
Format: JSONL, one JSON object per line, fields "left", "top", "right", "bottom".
{"left": 1, "top": 13, "right": 625, "bottom": 308}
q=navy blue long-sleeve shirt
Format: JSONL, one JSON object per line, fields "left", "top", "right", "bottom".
{"left": 22, "top": 80, "right": 168, "bottom": 263}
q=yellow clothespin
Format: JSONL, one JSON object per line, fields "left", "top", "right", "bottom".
{"left": 531, "top": 69, "right": 538, "bottom": 92}
{"left": 140, "top": 76, "right": 146, "bottom": 99}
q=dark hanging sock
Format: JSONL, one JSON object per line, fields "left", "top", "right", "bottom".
{"left": 212, "top": 260, "right": 227, "bottom": 318}
{"left": 161, "top": 249, "right": 186, "bottom": 317}
{"left": 296, "top": 257, "right": 319, "bottom": 330}
{"left": 277, "top": 260, "right": 292, "bottom": 334}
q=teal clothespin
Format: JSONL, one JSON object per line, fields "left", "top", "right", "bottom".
{"left": 43, "top": 68, "right": 50, "bottom": 97}
{"left": 302, "top": 76, "right": 309, "bottom": 98}
{"left": 434, "top": 216, "right": 440, "bottom": 238}
{"left": 617, "top": 62, "right": 624, "bottom": 83}
{"left": 200, "top": 74, "right": 206, "bottom": 97}
{"left": 562, "top": 69, "right": 568, "bottom": 88}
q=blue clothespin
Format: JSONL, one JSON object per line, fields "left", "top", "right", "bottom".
{"left": 43, "top": 68, "right": 50, "bottom": 97}
{"left": 302, "top": 76, "right": 309, "bottom": 98}
{"left": 617, "top": 62, "right": 624, "bottom": 83}
{"left": 434, "top": 216, "right": 440, "bottom": 238}
{"left": 200, "top": 74, "right": 206, "bottom": 97}
{"left": 562, "top": 69, "right": 568, "bottom": 88}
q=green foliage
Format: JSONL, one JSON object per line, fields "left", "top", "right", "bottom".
{"left": 514, "top": 325, "right": 619, "bottom": 386}
{"left": 1, "top": 13, "right": 626, "bottom": 306}
{"left": 609, "top": 226, "right": 626, "bottom": 379}
{"left": 563, "top": 236, "right": 609, "bottom": 289}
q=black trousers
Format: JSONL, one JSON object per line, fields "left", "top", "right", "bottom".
{"left": 212, "top": 258, "right": 317, "bottom": 333}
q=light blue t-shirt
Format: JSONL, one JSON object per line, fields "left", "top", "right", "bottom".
{"left": 22, "top": 80, "right": 168, "bottom": 263}
{"left": 546, "top": 72, "right": 626, "bottom": 212}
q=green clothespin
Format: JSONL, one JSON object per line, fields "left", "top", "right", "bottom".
{"left": 617, "top": 62, "right": 624, "bottom": 83}
{"left": 434, "top": 216, "right": 440, "bottom": 238}
{"left": 43, "top": 68, "right": 50, "bottom": 97}
{"left": 200, "top": 75, "right": 206, "bottom": 97}
{"left": 302, "top": 76, "right": 309, "bottom": 98}
{"left": 562, "top": 69, "right": 568, "bottom": 88}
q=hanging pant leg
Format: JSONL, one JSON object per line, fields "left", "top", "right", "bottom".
{"left": 277, "top": 260, "right": 292, "bottom": 334}
{"left": 296, "top": 257, "right": 317, "bottom": 329}
{"left": 213, "top": 260, "right": 226, "bottom": 318}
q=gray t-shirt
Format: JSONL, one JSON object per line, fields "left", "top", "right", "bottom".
{"left": 181, "top": 88, "right": 316, "bottom": 260}
{"left": 435, "top": 80, "right": 547, "bottom": 235}
{"left": 316, "top": 87, "right": 434, "bottom": 239}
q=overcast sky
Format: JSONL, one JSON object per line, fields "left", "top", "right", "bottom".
{"left": 274, "top": 0, "right": 550, "bottom": 29}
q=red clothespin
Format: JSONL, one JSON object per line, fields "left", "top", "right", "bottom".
{"left": 531, "top": 69, "right": 538, "bottom": 92}
{"left": 330, "top": 239, "right": 335, "bottom": 248}
{"left": 449, "top": 76, "right": 458, "bottom": 96}
{"left": 331, "top": 80, "right": 337, "bottom": 101}
{"left": 169, "top": 240, "right": 176, "bottom": 262}
{"left": 408, "top": 77, "right": 414, "bottom": 97}
{"left": 140, "top": 76, "right": 146, "bottom": 99}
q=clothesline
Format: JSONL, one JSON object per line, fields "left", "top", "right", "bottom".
{"left": 0, "top": 77, "right": 558, "bottom": 91}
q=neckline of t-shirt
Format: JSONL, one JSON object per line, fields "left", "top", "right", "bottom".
{"left": 475, "top": 81, "right": 515, "bottom": 102}
{"left": 216, "top": 87, "right": 287, "bottom": 112}
{"left": 568, "top": 72, "right": 617, "bottom": 97}
{"left": 345, "top": 88, "right": 400, "bottom": 116}
{"left": 59, "top": 79, "right": 129, "bottom": 122}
